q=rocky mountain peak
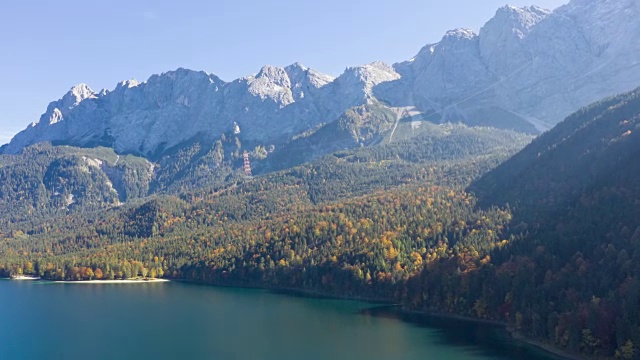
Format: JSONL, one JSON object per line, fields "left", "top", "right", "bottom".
{"left": 556, "top": 0, "right": 640, "bottom": 51}
{"left": 342, "top": 62, "right": 399, "bottom": 85}
{"left": 4, "top": 0, "right": 640, "bottom": 156}
{"left": 283, "top": 63, "right": 334, "bottom": 101}
{"left": 256, "top": 65, "right": 289, "bottom": 84}
{"left": 434, "top": 28, "right": 479, "bottom": 55}
{"left": 336, "top": 62, "right": 400, "bottom": 103}
{"left": 563, "top": 0, "right": 637, "bottom": 9}
{"left": 57, "top": 83, "right": 96, "bottom": 110}
{"left": 284, "top": 63, "right": 334, "bottom": 89}
{"left": 35, "top": 84, "right": 97, "bottom": 127}
{"left": 115, "top": 79, "right": 140, "bottom": 90}
{"left": 479, "top": 5, "right": 551, "bottom": 71}
{"left": 284, "top": 62, "right": 308, "bottom": 73}
{"left": 147, "top": 68, "right": 222, "bottom": 89}
{"left": 558, "top": 0, "right": 639, "bottom": 25}
{"left": 67, "top": 83, "right": 96, "bottom": 102}
{"left": 442, "top": 28, "right": 477, "bottom": 42}
{"left": 242, "top": 65, "right": 294, "bottom": 106}
{"left": 493, "top": 5, "right": 550, "bottom": 35}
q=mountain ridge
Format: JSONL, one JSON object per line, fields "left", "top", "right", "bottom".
{"left": 2, "top": 84, "right": 640, "bottom": 358}
{"left": 4, "top": 0, "right": 640, "bottom": 158}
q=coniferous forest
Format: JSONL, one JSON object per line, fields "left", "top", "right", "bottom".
{"left": 2, "top": 89, "right": 640, "bottom": 359}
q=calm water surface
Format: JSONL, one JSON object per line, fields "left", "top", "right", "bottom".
{"left": 0, "top": 280, "right": 561, "bottom": 360}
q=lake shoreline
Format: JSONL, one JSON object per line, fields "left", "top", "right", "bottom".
{"left": 8, "top": 275, "right": 41, "bottom": 280}
{"left": 361, "top": 305, "right": 588, "bottom": 360}
{"left": 509, "top": 331, "right": 589, "bottom": 360}
{"left": 408, "top": 311, "right": 589, "bottom": 360}
{"left": 5, "top": 276, "right": 589, "bottom": 359}
{"left": 0, "top": 279, "right": 565, "bottom": 360}
{"left": 2, "top": 277, "right": 169, "bottom": 284}
{"left": 264, "top": 285, "right": 589, "bottom": 360}
{"left": 174, "top": 279, "right": 393, "bottom": 303}
{"left": 174, "top": 279, "right": 588, "bottom": 360}
{"left": 54, "top": 278, "right": 170, "bottom": 284}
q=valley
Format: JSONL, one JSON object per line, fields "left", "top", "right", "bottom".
{"left": 1, "top": 0, "right": 640, "bottom": 359}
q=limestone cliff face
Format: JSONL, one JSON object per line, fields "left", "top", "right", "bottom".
{"left": 5, "top": 0, "right": 640, "bottom": 155}
{"left": 386, "top": 0, "right": 640, "bottom": 132}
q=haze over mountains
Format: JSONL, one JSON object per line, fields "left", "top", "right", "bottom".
{"left": 3, "top": 0, "right": 640, "bottom": 157}
{"left": 3, "top": 69, "right": 640, "bottom": 360}
{"left": 3, "top": 0, "right": 640, "bottom": 358}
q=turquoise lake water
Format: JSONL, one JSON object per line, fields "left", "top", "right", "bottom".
{"left": 0, "top": 280, "right": 562, "bottom": 360}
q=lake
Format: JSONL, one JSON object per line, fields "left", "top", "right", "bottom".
{"left": 0, "top": 280, "right": 562, "bottom": 360}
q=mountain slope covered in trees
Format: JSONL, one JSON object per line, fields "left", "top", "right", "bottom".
{"left": 444, "top": 87, "right": 640, "bottom": 358}
{"left": 0, "top": 120, "right": 531, "bottom": 227}
{"left": 2, "top": 88, "right": 640, "bottom": 359}
{"left": 1, "top": 121, "right": 526, "bottom": 286}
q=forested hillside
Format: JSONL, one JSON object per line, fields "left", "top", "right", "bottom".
{"left": 0, "top": 144, "right": 153, "bottom": 224}
{"left": 0, "top": 121, "right": 530, "bottom": 226}
{"left": 0, "top": 119, "right": 528, "bottom": 239}
{"left": 2, "top": 88, "right": 640, "bottom": 359}
{"left": 435, "top": 88, "right": 640, "bottom": 358}
{"left": 0, "top": 120, "right": 528, "bottom": 284}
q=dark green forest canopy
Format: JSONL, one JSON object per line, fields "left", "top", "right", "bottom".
{"left": 463, "top": 88, "right": 640, "bottom": 358}
{"left": 2, "top": 88, "right": 640, "bottom": 358}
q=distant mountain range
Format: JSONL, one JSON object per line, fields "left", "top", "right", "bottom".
{"left": 2, "top": 0, "right": 640, "bottom": 157}
{"left": 2, "top": 68, "right": 640, "bottom": 360}
{"left": 2, "top": 1, "right": 640, "bottom": 358}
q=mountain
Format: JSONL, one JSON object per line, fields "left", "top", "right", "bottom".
{"left": 3, "top": 86, "right": 640, "bottom": 357}
{"left": 0, "top": 120, "right": 532, "bottom": 228}
{"left": 471, "top": 86, "right": 640, "bottom": 219}
{"left": 3, "top": 0, "right": 640, "bottom": 158}
{"left": 386, "top": 0, "right": 640, "bottom": 132}
{"left": 446, "top": 86, "right": 640, "bottom": 357}
{"left": 0, "top": 117, "right": 531, "bottom": 300}
{"left": 0, "top": 64, "right": 389, "bottom": 157}
{"left": 0, "top": 144, "right": 154, "bottom": 224}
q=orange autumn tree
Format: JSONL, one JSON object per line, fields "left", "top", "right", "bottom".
{"left": 94, "top": 268, "right": 104, "bottom": 280}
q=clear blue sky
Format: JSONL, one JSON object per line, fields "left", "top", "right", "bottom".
{"left": 0, "top": 0, "right": 568, "bottom": 145}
